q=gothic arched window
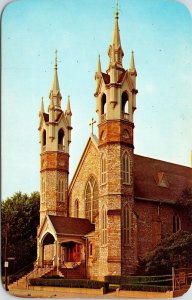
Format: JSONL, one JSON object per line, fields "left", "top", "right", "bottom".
{"left": 101, "top": 94, "right": 106, "bottom": 114}
{"left": 173, "top": 214, "right": 181, "bottom": 233}
{"left": 121, "top": 91, "right": 129, "bottom": 118}
{"left": 101, "top": 154, "right": 107, "bottom": 185}
{"left": 101, "top": 206, "right": 107, "bottom": 245}
{"left": 74, "top": 199, "right": 79, "bottom": 218}
{"left": 85, "top": 176, "right": 98, "bottom": 223}
{"left": 122, "top": 152, "right": 131, "bottom": 184}
{"left": 58, "top": 180, "right": 64, "bottom": 202}
{"left": 58, "top": 128, "right": 64, "bottom": 151}
{"left": 123, "top": 203, "right": 131, "bottom": 245}
{"left": 43, "top": 130, "right": 46, "bottom": 146}
{"left": 42, "top": 130, "right": 46, "bottom": 152}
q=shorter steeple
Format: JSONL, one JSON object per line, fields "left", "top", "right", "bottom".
{"left": 49, "top": 50, "right": 62, "bottom": 109}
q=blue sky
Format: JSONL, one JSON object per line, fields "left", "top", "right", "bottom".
{"left": 1, "top": 0, "right": 192, "bottom": 200}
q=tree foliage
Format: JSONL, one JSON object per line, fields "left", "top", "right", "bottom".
{"left": 176, "top": 187, "right": 192, "bottom": 221}
{"left": 138, "top": 231, "right": 192, "bottom": 275}
{"left": 1, "top": 191, "right": 40, "bottom": 275}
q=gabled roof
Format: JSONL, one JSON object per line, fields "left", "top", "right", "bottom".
{"left": 68, "top": 132, "right": 192, "bottom": 205}
{"left": 49, "top": 215, "right": 95, "bottom": 236}
{"left": 134, "top": 154, "right": 192, "bottom": 204}
{"left": 69, "top": 134, "right": 99, "bottom": 193}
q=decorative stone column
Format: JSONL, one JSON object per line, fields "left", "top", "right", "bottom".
{"left": 37, "top": 242, "right": 43, "bottom": 267}
{"left": 53, "top": 241, "right": 57, "bottom": 267}
{"left": 57, "top": 241, "right": 61, "bottom": 268}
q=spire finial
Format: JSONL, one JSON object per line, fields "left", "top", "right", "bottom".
{"left": 115, "top": 0, "right": 119, "bottom": 18}
{"left": 54, "top": 49, "right": 58, "bottom": 70}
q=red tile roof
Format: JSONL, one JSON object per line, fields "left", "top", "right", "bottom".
{"left": 49, "top": 215, "right": 95, "bottom": 235}
{"left": 134, "top": 154, "right": 192, "bottom": 204}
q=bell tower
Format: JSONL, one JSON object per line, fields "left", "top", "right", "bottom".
{"left": 38, "top": 51, "right": 72, "bottom": 224}
{"left": 94, "top": 5, "right": 138, "bottom": 276}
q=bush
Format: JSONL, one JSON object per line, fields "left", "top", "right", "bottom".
{"left": 120, "top": 284, "right": 170, "bottom": 292}
{"left": 138, "top": 231, "right": 192, "bottom": 275}
{"left": 105, "top": 274, "right": 172, "bottom": 286}
{"left": 105, "top": 275, "right": 172, "bottom": 292}
{"left": 29, "top": 278, "right": 109, "bottom": 292}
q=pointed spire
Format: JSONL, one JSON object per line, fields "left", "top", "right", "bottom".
{"left": 107, "top": 1, "right": 124, "bottom": 70}
{"left": 130, "top": 51, "right": 135, "bottom": 70}
{"left": 49, "top": 49, "right": 62, "bottom": 107}
{"left": 66, "top": 95, "right": 72, "bottom": 116}
{"left": 112, "top": 0, "right": 121, "bottom": 48}
{"left": 95, "top": 54, "right": 102, "bottom": 82}
{"left": 39, "top": 97, "right": 44, "bottom": 117}
{"left": 41, "top": 97, "right": 44, "bottom": 112}
{"left": 52, "top": 49, "right": 60, "bottom": 92}
{"left": 129, "top": 51, "right": 137, "bottom": 76}
{"left": 97, "top": 54, "right": 102, "bottom": 74}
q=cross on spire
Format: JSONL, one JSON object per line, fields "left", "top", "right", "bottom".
{"left": 89, "top": 117, "right": 96, "bottom": 135}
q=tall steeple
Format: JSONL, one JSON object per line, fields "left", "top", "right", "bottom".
{"left": 93, "top": 2, "right": 138, "bottom": 278}
{"left": 108, "top": 1, "right": 124, "bottom": 70}
{"left": 49, "top": 49, "right": 62, "bottom": 109}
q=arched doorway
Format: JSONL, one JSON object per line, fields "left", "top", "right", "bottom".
{"left": 42, "top": 233, "right": 55, "bottom": 267}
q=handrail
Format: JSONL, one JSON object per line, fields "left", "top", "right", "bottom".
{"left": 11, "top": 261, "right": 35, "bottom": 277}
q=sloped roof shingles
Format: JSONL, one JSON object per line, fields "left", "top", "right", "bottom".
{"left": 49, "top": 215, "right": 95, "bottom": 235}
{"left": 134, "top": 155, "right": 192, "bottom": 204}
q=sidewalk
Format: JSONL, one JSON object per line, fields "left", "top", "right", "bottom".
{"left": 7, "top": 288, "right": 117, "bottom": 298}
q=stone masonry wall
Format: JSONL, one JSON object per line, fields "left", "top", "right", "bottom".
{"left": 135, "top": 200, "right": 191, "bottom": 259}
{"left": 69, "top": 140, "right": 99, "bottom": 218}
{"left": 40, "top": 152, "right": 69, "bottom": 223}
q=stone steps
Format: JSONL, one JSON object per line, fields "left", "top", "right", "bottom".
{"left": 9, "top": 266, "right": 55, "bottom": 290}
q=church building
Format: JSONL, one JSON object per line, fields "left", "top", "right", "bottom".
{"left": 37, "top": 6, "right": 192, "bottom": 280}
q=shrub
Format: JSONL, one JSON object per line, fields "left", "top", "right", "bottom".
{"left": 29, "top": 278, "right": 109, "bottom": 292}
{"left": 120, "top": 284, "right": 170, "bottom": 292}
{"left": 105, "top": 274, "right": 172, "bottom": 286}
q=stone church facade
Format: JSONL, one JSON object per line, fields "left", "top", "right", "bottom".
{"left": 37, "top": 7, "right": 192, "bottom": 280}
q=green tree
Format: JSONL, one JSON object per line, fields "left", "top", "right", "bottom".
{"left": 1, "top": 191, "right": 40, "bottom": 275}
{"left": 137, "top": 231, "right": 192, "bottom": 275}
{"left": 176, "top": 187, "right": 192, "bottom": 221}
